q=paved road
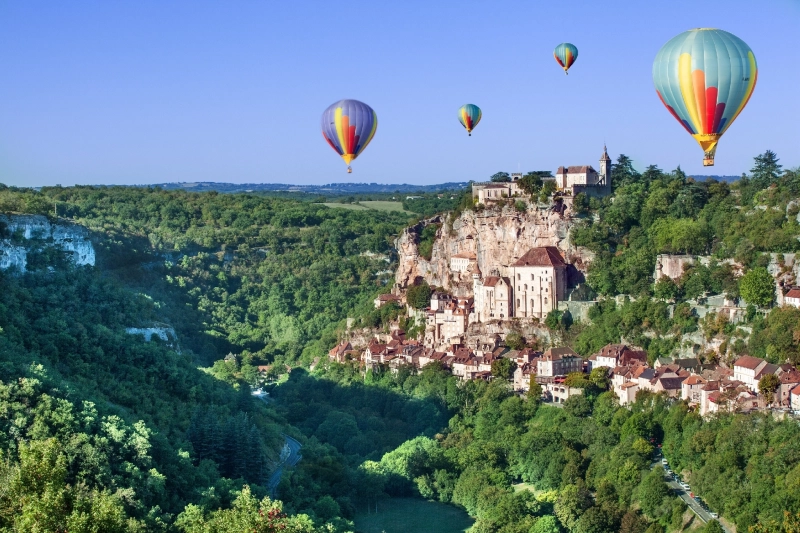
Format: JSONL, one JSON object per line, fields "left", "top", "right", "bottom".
{"left": 651, "top": 452, "right": 729, "bottom": 532}
{"left": 267, "top": 435, "right": 303, "bottom": 497}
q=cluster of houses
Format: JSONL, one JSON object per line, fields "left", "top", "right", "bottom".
{"left": 374, "top": 245, "right": 572, "bottom": 350}
{"left": 328, "top": 333, "right": 800, "bottom": 414}
{"left": 607, "top": 350, "right": 800, "bottom": 414}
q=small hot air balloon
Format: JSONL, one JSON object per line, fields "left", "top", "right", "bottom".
{"left": 653, "top": 28, "right": 757, "bottom": 166}
{"left": 458, "top": 104, "right": 482, "bottom": 136}
{"left": 321, "top": 99, "right": 378, "bottom": 173}
{"left": 554, "top": 43, "right": 578, "bottom": 75}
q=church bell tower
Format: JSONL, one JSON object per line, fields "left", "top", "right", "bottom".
{"left": 599, "top": 144, "right": 611, "bottom": 188}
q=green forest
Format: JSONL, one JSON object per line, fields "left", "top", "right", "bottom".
{"left": 1, "top": 150, "right": 800, "bottom": 532}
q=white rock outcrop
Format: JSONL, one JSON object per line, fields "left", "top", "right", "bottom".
{"left": 0, "top": 214, "right": 96, "bottom": 271}
{"left": 126, "top": 326, "right": 181, "bottom": 353}
{"left": 0, "top": 242, "right": 27, "bottom": 271}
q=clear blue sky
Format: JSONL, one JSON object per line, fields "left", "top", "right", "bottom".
{"left": 1, "top": 0, "right": 798, "bottom": 187}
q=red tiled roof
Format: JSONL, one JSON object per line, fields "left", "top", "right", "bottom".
{"left": 543, "top": 347, "right": 579, "bottom": 360}
{"left": 791, "top": 383, "right": 800, "bottom": 396}
{"left": 483, "top": 276, "right": 509, "bottom": 287}
{"left": 683, "top": 375, "right": 707, "bottom": 385}
{"left": 780, "top": 370, "right": 800, "bottom": 384}
{"left": 734, "top": 355, "right": 766, "bottom": 370}
{"left": 512, "top": 246, "right": 566, "bottom": 267}
{"left": 785, "top": 288, "right": 800, "bottom": 299}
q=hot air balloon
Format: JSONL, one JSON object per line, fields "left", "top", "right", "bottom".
{"left": 458, "top": 104, "right": 482, "bottom": 136}
{"left": 653, "top": 28, "right": 757, "bottom": 166}
{"left": 321, "top": 99, "right": 378, "bottom": 173}
{"left": 554, "top": 43, "right": 578, "bottom": 75}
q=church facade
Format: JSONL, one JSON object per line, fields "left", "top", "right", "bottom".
{"left": 472, "top": 246, "right": 568, "bottom": 321}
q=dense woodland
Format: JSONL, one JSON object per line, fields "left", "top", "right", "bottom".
{"left": 1, "top": 150, "right": 799, "bottom": 532}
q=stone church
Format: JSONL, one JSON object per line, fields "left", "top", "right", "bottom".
{"left": 472, "top": 246, "right": 567, "bottom": 321}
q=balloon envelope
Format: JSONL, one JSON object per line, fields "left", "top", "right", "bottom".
{"left": 554, "top": 43, "right": 578, "bottom": 74}
{"left": 652, "top": 28, "right": 757, "bottom": 166}
{"left": 321, "top": 99, "right": 378, "bottom": 168}
{"left": 458, "top": 104, "right": 482, "bottom": 136}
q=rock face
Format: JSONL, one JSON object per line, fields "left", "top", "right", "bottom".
{"left": 0, "top": 242, "right": 27, "bottom": 271}
{"left": 394, "top": 204, "right": 579, "bottom": 295}
{"left": 0, "top": 215, "right": 96, "bottom": 271}
{"left": 126, "top": 326, "right": 180, "bottom": 352}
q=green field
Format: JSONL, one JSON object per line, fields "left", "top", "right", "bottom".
{"left": 359, "top": 201, "right": 411, "bottom": 213}
{"left": 321, "top": 202, "right": 370, "bottom": 210}
{"left": 354, "top": 498, "right": 473, "bottom": 533}
{"left": 320, "top": 201, "right": 411, "bottom": 213}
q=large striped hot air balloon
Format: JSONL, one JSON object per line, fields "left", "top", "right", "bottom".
{"left": 653, "top": 29, "right": 757, "bottom": 166}
{"left": 321, "top": 99, "right": 378, "bottom": 173}
{"left": 458, "top": 104, "right": 482, "bottom": 136}
{"left": 554, "top": 43, "right": 578, "bottom": 75}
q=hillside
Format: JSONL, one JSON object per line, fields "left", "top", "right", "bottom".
{"left": 0, "top": 185, "right": 416, "bottom": 530}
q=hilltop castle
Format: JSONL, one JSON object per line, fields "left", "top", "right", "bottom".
{"left": 471, "top": 145, "right": 612, "bottom": 204}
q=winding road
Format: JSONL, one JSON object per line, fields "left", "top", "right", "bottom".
{"left": 651, "top": 450, "right": 729, "bottom": 532}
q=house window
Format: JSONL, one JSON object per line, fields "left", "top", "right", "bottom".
{"left": 517, "top": 274, "right": 520, "bottom": 280}
{"left": 531, "top": 274, "right": 534, "bottom": 281}
{"left": 524, "top": 284, "right": 528, "bottom": 290}
{"left": 530, "top": 299, "right": 534, "bottom": 308}
{"left": 545, "top": 288, "right": 548, "bottom": 293}
{"left": 544, "top": 297, "right": 548, "bottom": 304}
{"left": 517, "top": 299, "right": 520, "bottom": 307}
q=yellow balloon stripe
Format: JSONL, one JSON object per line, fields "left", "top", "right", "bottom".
{"left": 678, "top": 53, "right": 702, "bottom": 134}
{"left": 334, "top": 107, "right": 347, "bottom": 155}
{"left": 723, "top": 51, "right": 758, "bottom": 134}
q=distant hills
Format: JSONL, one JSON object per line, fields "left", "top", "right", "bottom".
{"left": 145, "top": 181, "right": 470, "bottom": 195}
{"left": 691, "top": 175, "right": 740, "bottom": 183}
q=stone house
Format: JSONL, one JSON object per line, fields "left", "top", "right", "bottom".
{"left": 733, "top": 355, "right": 769, "bottom": 391}
{"left": 791, "top": 384, "right": 800, "bottom": 411}
{"left": 784, "top": 287, "right": 800, "bottom": 308}
{"left": 328, "top": 341, "right": 353, "bottom": 363}
{"left": 537, "top": 347, "right": 582, "bottom": 377}
{"left": 682, "top": 375, "right": 708, "bottom": 404}
{"left": 473, "top": 270, "right": 512, "bottom": 321}
{"left": 592, "top": 344, "right": 648, "bottom": 369}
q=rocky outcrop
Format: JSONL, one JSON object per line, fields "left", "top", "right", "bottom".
{"left": 126, "top": 326, "right": 180, "bottom": 352}
{"left": 0, "top": 242, "right": 27, "bottom": 271}
{"left": 394, "top": 204, "right": 579, "bottom": 294}
{"left": 0, "top": 215, "right": 95, "bottom": 271}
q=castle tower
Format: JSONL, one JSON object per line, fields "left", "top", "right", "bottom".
{"left": 599, "top": 144, "right": 611, "bottom": 187}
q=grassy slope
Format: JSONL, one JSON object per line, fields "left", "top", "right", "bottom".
{"left": 354, "top": 498, "right": 473, "bottom": 533}
{"left": 320, "top": 201, "right": 412, "bottom": 213}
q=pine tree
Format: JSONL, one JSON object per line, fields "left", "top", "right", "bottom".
{"left": 751, "top": 150, "right": 782, "bottom": 190}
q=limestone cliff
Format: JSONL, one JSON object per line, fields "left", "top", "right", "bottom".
{"left": 394, "top": 204, "right": 585, "bottom": 295}
{"left": 0, "top": 214, "right": 96, "bottom": 271}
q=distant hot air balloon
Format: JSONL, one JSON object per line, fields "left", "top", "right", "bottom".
{"left": 321, "top": 99, "right": 378, "bottom": 173}
{"left": 653, "top": 28, "right": 757, "bottom": 166}
{"left": 458, "top": 104, "right": 482, "bottom": 136}
{"left": 554, "top": 43, "right": 578, "bottom": 75}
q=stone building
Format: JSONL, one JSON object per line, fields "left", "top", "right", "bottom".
{"left": 470, "top": 246, "right": 568, "bottom": 322}
{"left": 472, "top": 267, "right": 512, "bottom": 321}
{"left": 554, "top": 145, "right": 612, "bottom": 197}
{"left": 510, "top": 246, "right": 567, "bottom": 319}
